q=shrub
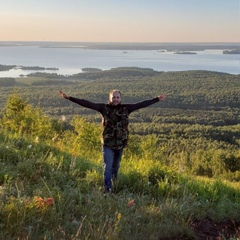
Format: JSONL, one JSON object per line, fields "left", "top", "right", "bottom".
{"left": 63, "top": 117, "right": 102, "bottom": 159}
{"left": 2, "top": 93, "right": 62, "bottom": 139}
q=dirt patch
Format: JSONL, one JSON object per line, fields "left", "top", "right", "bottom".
{"left": 161, "top": 218, "right": 240, "bottom": 240}
{"left": 193, "top": 218, "right": 240, "bottom": 240}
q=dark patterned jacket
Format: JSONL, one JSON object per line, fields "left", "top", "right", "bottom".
{"left": 68, "top": 97, "right": 159, "bottom": 149}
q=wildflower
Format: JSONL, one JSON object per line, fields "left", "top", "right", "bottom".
{"left": 34, "top": 196, "right": 45, "bottom": 208}
{"left": 115, "top": 212, "right": 122, "bottom": 231}
{"left": 34, "top": 196, "right": 54, "bottom": 208}
{"left": 34, "top": 137, "right": 39, "bottom": 143}
{"left": 128, "top": 199, "right": 135, "bottom": 207}
{"left": 45, "top": 197, "right": 54, "bottom": 206}
{"left": 117, "top": 213, "right": 122, "bottom": 221}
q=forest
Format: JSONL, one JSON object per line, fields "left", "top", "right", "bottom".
{"left": 0, "top": 68, "right": 240, "bottom": 239}
{"left": 1, "top": 68, "right": 240, "bottom": 180}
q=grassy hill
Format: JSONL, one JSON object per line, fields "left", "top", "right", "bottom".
{"left": 0, "top": 115, "right": 239, "bottom": 239}
{"left": 0, "top": 68, "right": 240, "bottom": 239}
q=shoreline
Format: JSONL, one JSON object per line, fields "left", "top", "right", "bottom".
{"left": 0, "top": 44, "right": 239, "bottom": 76}
{"left": 0, "top": 66, "right": 238, "bottom": 79}
{"left": 0, "top": 41, "right": 239, "bottom": 51}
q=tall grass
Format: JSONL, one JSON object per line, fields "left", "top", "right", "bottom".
{"left": 0, "top": 94, "right": 239, "bottom": 239}
{"left": 0, "top": 130, "right": 239, "bottom": 240}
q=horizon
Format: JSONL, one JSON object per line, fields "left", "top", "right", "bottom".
{"left": 0, "top": 41, "right": 238, "bottom": 44}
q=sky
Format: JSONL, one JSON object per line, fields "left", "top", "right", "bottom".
{"left": 1, "top": 0, "right": 239, "bottom": 42}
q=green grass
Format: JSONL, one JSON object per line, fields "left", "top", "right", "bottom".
{"left": 0, "top": 131, "right": 239, "bottom": 240}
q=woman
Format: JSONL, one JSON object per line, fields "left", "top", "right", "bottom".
{"left": 60, "top": 90, "right": 167, "bottom": 193}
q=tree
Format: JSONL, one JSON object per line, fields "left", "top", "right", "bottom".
{"left": 2, "top": 93, "right": 62, "bottom": 139}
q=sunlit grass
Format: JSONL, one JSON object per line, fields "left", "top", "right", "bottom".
{"left": 0, "top": 94, "right": 239, "bottom": 239}
{"left": 0, "top": 130, "right": 239, "bottom": 239}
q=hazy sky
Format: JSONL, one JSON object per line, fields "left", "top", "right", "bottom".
{"left": 1, "top": 0, "right": 239, "bottom": 42}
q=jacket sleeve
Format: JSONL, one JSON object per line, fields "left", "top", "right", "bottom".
{"left": 126, "top": 97, "right": 159, "bottom": 114}
{"left": 68, "top": 97, "right": 104, "bottom": 112}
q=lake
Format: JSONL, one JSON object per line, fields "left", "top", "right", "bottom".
{"left": 0, "top": 42, "right": 239, "bottom": 77}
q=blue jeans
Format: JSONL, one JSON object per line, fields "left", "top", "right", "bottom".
{"left": 103, "top": 147, "right": 124, "bottom": 192}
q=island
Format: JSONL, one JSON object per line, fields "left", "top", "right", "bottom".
{"left": 81, "top": 68, "right": 102, "bottom": 72}
{"left": 174, "top": 51, "right": 197, "bottom": 55}
{"left": 19, "top": 66, "right": 59, "bottom": 70}
{"left": 0, "top": 64, "right": 17, "bottom": 71}
{"left": 223, "top": 49, "right": 240, "bottom": 54}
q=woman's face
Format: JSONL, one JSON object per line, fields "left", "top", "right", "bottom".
{"left": 109, "top": 91, "right": 121, "bottom": 105}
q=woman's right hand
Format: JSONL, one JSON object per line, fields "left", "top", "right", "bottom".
{"left": 59, "top": 90, "right": 69, "bottom": 99}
